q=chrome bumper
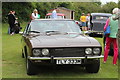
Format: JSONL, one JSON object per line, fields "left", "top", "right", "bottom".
{"left": 28, "top": 55, "right": 104, "bottom": 60}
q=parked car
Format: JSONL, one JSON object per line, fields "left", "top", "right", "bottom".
{"left": 21, "top": 19, "right": 103, "bottom": 75}
{"left": 88, "top": 13, "right": 112, "bottom": 37}
{"left": 45, "top": 13, "right": 65, "bottom": 19}
{"left": 74, "top": 20, "right": 82, "bottom": 30}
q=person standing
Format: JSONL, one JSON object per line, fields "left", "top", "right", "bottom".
{"left": 31, "top": 9, "right": 39, "bottom": 20}
{"left": 103, "top": 8, "right": 118, "bottom": 65}
{"left": 80, "top": 13, "right": 87, "bottom": 31}
{"left": 86, "top": 13, "right": 91, "bottom": 30}
{"left": 7, "top": 11, "right": 12, "bottom": 34}
{"left": 7, "top": 10, "right": 16, "bottom": 35}
{"left": 51, "top": 8, "right": 57, "bottom": 19}
{"left": 112, "top": 8, "right": 120, "bottom": 58}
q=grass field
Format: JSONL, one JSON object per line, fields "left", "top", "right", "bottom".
{"left": 2, "top": 22, "right": 119, "bottom": 79}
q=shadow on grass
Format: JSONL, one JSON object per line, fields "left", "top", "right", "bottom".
{"left": 35, "top": 65, "right": 88, "bottom": 77}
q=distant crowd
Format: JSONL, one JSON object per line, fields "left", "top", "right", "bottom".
{"left": 7, "top": 10, "right": 21, "bottom": 35}
{"left": 6, "top": 8, "right": 92, "bottom": 35}
{"left": 80, "top": 13, "right": 90, "bottom": 31}
{"left": 6, "top": 9, "right": 40, "bottom": 35}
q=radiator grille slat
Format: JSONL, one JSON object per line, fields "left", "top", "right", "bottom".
{"left": 50, "top": 48, "right": 85, "bottom": 57}
{"left": 92, "top": 23, "right": 105, "bottom": 31}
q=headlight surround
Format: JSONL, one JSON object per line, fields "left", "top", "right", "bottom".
{"left": 33, "top": 49, "right": 41, "bottom": 56}
{"left": 42, "top": 49, "right": 49, "bottom": 56}
{"left": 85, "top": 48, "right": 92, "bottom": 54}
{"left": 93, "top": 48, "right": 101, "bottom": 55}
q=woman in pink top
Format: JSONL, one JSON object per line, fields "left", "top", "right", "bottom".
{"left": 104, "top": 8, "right": 119, "bottom": 65}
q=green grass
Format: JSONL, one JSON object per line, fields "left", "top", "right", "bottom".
{"left": 2, "top": 23, "right": 118, "bottom": 79}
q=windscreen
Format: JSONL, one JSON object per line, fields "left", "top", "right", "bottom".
{"left": 92, "top": 16, "right": 109, "bottom": 21}
{"left": 30, "top": 20, "right": 82, "bottom": 34}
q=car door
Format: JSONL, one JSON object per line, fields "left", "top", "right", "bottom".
{"left": 21, "top": 24, "right": 31, "bottom": 56}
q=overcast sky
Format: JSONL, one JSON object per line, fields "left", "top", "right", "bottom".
{"left": 100, "top": 0, "right": 119, "bottom": 4}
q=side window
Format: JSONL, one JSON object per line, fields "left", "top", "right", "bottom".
{"left": 26, "top": 25, "right": 31, "bottom": 34}
{"left": 90, "top": 15, "right": 93, "bottom": 28}
{"left": 23, "top": 24, "right": 31, "bottom": 35}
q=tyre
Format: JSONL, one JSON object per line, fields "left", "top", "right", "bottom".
{"left": 26, "top": 58, "right": 37, "bottom": 75}
{"left": 22, "top": 53, "right": 24, "bottom": 58}
{"left": 85, "top": 59, "right": 100, "bottom": 73}
{"left": 22, "top": 50, "right": 25, "bottom": 58}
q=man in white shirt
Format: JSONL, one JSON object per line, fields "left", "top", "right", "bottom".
{"left": 86, "top": 13, "right": 90, "bottom": 30}
{"left": 51, "top": 8, "right": 57, "bottom": 19}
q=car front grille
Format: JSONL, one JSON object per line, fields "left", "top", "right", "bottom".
{"left": 92, "top": 23, "right": 105, "bottom": 31}
{"left": 49, "top": 48, "right": 85, "bottom": 57}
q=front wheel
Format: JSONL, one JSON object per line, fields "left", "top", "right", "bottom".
{"left": 85, "top": 59, "right": 100, "bottom": 73}
{"left": 26, "top": 58, "right": 37, "bottom": 75}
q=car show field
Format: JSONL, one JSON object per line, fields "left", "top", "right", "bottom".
{"left": 2, "top": 23, "right": 118, "bottom": 79}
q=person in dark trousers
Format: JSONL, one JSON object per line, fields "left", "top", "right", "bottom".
{"left": 7, "top": 10, "right": 16, "bottom": 35}
{"left": 7, "top": 11, "right": 12, "bottom": 34}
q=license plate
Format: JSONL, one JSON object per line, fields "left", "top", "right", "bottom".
{"left": 56, "top": 59, "right": 81, "bottom": 64}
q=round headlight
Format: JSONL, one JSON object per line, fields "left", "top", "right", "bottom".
{"left": 85, "top": 48, "right": 92, "bottom": 54}
{"left": 42, "top": 49, "right": 49, "bottom": 56}
{"left": 93, "top": 48, "right": 100, "bottom": 55}
{"left": 33, "top": 49, "right": 41, "bottom": 56}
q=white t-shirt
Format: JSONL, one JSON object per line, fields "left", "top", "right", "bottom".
{"left": 31, "top": 13, "right": 39, "bottom": 19}
{"left": 86, "top": 16, "right": 90, "bottom": 28}
{"left": 51, "top": 10, "right": 57, "bottom": 19}
{"left": 86, "top": 16, "right": 90, "bottom": 22}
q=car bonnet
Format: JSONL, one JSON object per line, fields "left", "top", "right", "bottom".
{"left": 29, "top": 34, "right": 101, "bottom": 48}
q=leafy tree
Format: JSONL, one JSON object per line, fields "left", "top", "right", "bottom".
{"left": 71, "top": 2, "right": 102, "bottom": 20}
{"left": 2, "top": 2, "right": 34, "bottom": 22}
{"left": 118, "top": 1, "right": 120, "bottom": 8}
{"left": 101, "top": 2, "right": 118, "bottom": 13}
{"left": 2, "top": 2, "right": 118, "bottom": 23}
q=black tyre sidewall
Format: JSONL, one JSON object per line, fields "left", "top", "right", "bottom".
{"left": 85, "top": 59, "right": 100, "bottom": 73}
{"left": 26, "top": 58, "right": 37, "bottom": 75}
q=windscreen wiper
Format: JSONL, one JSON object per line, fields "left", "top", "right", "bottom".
{"left": 45, "top": 31, "right": 60, "bottom": 33}
{"left": 45, "top": 31, "right": 68, "bottom": 35}
{"left": 29, "top": 31, "right": 40, "bottom": 33}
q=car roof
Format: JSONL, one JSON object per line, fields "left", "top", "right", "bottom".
{"left": 91, "top": 13, "right": 112, "bottom": 16}
{"left": 31, "top": 19, "right": 74, "bottom": 22}
{"left": 46, "top": 13, "right": 65, "bottom": 16}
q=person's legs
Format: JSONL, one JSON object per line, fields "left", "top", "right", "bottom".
{"left": 113, "top": 38, "right": 118, "bottom": 64}
{"left": 82, "top": 27, "right": 85, "bottom": 31}
{"left": 88, "top": 22, "right": 90, "bottom": 30}
{"left": 104, "top": 37, "right": 112, "bottom": 62}
{"left": 84, "top": 22, "right": 87, "bottom": 31}
{"left": 117, "top": 29, "right": 120, "bottom": 58}
{"left": 86, "top": 21, "right": 88, "bottom": 31}
{"left": 85, "top": 26, "right": 87, "bottom": 31}
{"left": 82, "top": 22, "right": 85, "bottom": 31}
{"left": 9, "top": 23, "right": 13, "bottom": 34}
{"left": 8, "top": 27, "right": 10, "bottom": 34}
{"left": 9, "top": 23, "right": 15, "bottom": 35}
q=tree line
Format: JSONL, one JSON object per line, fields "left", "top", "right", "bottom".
{"left": 2, "top": 2, "right": 119, "bottom": 23}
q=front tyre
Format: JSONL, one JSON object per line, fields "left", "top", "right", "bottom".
{"left": 85, "top": 59, "right": 100, "bottom": 73}
{"left": 21, "top": 49, "right": 25, "bottom": 58}
{"left": 26, "top": 58, "right": 37, "bottom": 75}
